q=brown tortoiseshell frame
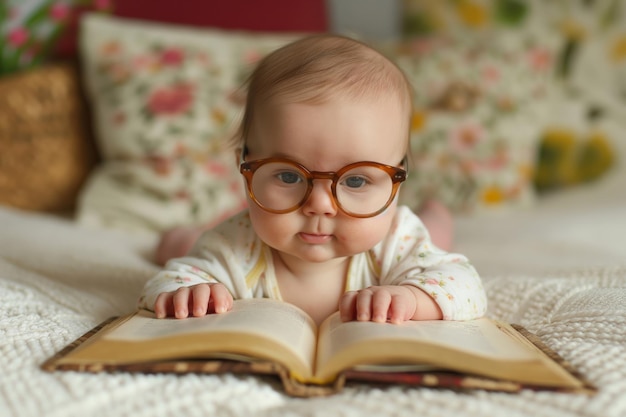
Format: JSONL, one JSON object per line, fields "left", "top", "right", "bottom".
{"left": 239, "top": 157, "right": 407, "bottom": 218}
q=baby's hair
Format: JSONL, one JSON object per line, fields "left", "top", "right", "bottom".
{"left": 234, "top": 34, "right": 413, "bottom": 149}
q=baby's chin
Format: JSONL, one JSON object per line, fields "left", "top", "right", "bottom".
{"left": 271, "top": 244, "right": 355, "bottom": 265}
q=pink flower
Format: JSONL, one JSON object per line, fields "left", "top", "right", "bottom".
{"left": 175, "top": 190, "right": 190, "bottom": 200}
{"left": 49, "top": 3, "right": 70, "bottom": 21}
{"left": 112, "top": 111, "right": 126, "bottom": 126}
{"left": 527, "top": 47, "right": 552, "bottom": 72}
{"left": 243, "top": 50, "right": 263, "bottom": 65}
{"left": 230, "top": 180, "right": 245, "bottom": 194}
{"left": 481, "top": 65, "right": 500, "bottom": 83}
{"left": 450, "top": 121, "right": 486, "bottom": 153}
{"left": 424, "top": 279, "right": 439, "bottom": 286}
{"left": 132, "top": 55, "right": 153, "bottom": 71}
{"left": 103, "top": 63, "right": 131, "bottom": 84}
{"left": 146, "top": 155, "right": 173, "bottom": 176}
{"left": 174, "top": 143, "right": 188, "bottom": 157}
{"left": 483, "top": 152, "right": 509, "bottom": 171}
{"left": 8, "top": 27, "right": 28, "bottom": 47}
{"left": 407, "top": 38, "right": 439, "bottom": 55}
{"left": 159, "top": 48, "right": 185, "bottom": 66}
{"left": 204, "top": 161, "right": 230, "bottom": 176}
{"left": 196, "top": 52, "right": 212, "bottom": 67}
{"left": 147, "top": 83, "right": 194, "bottom": 116}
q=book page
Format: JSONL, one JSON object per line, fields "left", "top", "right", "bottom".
{"left": 313, "top": 314, "right": 556, "bottom": 384}
{"left": 318, "top": 314, "right": 534, "bottom": 362}
{"left": 67, "top": 299, "right": 318, "bottom": 380}
{"left": 108, "top": 299, "right": 315, "bottom": 348}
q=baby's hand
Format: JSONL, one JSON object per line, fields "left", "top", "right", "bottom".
{"left": 338, "top": 285, "right": 442, "bottom": 323}
{"left": 153, "top": 283, "right": 233, "bottom": 319}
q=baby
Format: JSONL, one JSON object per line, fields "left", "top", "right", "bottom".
{"left": 139, "top": 34, "right": 487, "bottom": 325}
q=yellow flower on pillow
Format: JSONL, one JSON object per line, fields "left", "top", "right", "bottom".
{"left": 456, "top": 0, "right": 489, "bottom": 29}
{"left": 411, "top": 110, "right": 427, "bottom": 132}
{"left": 577, "top": 131, "right": 615, "bottom": 183}
{"left": 609, "top": 34, "right": 626, "bottom": 63}
{"left": 534, "top": 127, "right": 615, "bottom": 191}
{"left": 481, "top": 185, "right": 504, "bottom": 205}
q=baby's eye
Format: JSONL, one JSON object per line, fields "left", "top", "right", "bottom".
{"left": 276, "top": 171, "right": 303, "bottom": 184}
{"left": 342, "top": 175, "right": 368, "bottom": 189}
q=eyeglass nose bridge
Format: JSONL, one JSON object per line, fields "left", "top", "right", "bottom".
{"left": 307, "top": 170, "right": 338, "bottom": 182}
{"left": 299, "top": 170, "right": 341, "bottom": 210}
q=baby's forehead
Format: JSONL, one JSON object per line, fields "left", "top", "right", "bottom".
{"left": 248, "top": 95, "right": 409, "bottom": 160}
{"left": 261, "top": 87, "right": 409, "bottom": 115}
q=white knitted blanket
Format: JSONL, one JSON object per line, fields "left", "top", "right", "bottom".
{"left": 1, "top": 206, "right": 625, "bottom": 417}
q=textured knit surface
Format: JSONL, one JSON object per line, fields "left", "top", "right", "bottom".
{"left": 1, "top": 204, "right": 625, "bottom": 417}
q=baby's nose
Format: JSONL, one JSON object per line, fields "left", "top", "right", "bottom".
{"left": 301, "top": 180, "right": 338, "bottom": 216}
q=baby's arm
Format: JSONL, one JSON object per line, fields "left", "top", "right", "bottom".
{"left": 140, "top": 211, "right": 260, "bottom": 319}
{"left": 154, "top": 283, "right": 233, "bottom": 319}
{"left": 339, "top": 285, "right": 442, "bottom": 323}
{"left": 338, "top": 206, "right": 487, "bottom": 323}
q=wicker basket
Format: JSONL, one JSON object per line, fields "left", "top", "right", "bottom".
{"left": 0, "top": 62, "right": 96, "bottom": 212}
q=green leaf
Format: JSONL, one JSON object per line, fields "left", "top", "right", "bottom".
{"left": 0, "top": 2, "right": 8, "bottom": 27}
{"left": 35, "top": 25, "right": 65, "bottom": 61}
{"left": 24, "top": 0, "right": 57, "bottom": 27}
{"left": 600, "top": 0, "right": 621, "bottom": 29}
{"left": 495, "top": 0, "right": 529, "bottom": 26}
{"left": 169, "top": 126, "right": 184, "bottom": 135}
{"left": 403, "top": 14, "right": 436, "bottom": 36}
{"left": 557, "top": 39, "right": 579, "bottom": 79}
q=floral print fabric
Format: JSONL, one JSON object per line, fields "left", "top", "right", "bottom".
{"left": 77, "top": 14, "right": 297, "bottom": 232}
{"left": 399, "top": 0, "right": 623, "bottom": 208}
{"left": 395, "top": 33, "right": 555, "bottom": 212}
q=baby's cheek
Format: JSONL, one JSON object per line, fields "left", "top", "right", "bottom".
{"left": 338, "top": 211, "right": 396, "bottom": 252}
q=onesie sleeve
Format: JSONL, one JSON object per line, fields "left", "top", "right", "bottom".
{"left": 374, "top": 206, "right": 487, "bottom": 320}
{"left": 138, "top": 211, "right": 262, "bottom": 311}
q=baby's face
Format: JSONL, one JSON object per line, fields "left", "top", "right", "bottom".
{"left": 242, "top": 94, "right": 409, "bottom": 265}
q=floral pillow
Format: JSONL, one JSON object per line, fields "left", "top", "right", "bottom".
{"left": 393, "top": 34, "right": 557, "bottom": 212}
{"left": 397, "top": 0, "right": 623, "bottom": 211}
{"left": 77, "top": 14, "right": 298, "bottom": 233}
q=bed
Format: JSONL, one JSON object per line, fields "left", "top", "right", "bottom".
{"left": 2, "top": 156, "right": 625, "bottom": 417}
{"left": 2, "top": 3, "right": 626, "bottom": 417}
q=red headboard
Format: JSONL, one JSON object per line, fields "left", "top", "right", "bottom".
{"left": 113, "top": 0, "right": 328, "bottom": 32}
{"left": 55, "top": 0, "right": 327, "bottom": 58}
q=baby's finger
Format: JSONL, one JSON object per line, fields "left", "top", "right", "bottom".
{"left": 209, "top": 284, "right": 233, "bottom": 314}
{"left": 172, "top": 286, "right": 192, "bottom": 319}
{"left": 371, "top": 290, "right": 392, "bottom": 323}
{"left": 355, "top": 288, "right": 374, "bottom": 321}
{"left": 388, "top": 295, "right": 410, "bottom": 324}
{"left": 154, "top": 292, "right": 175, "bottom": 319}
{"left": 190, "top": 285, "right": 211, "bottom": 317}
{"left": 338, "top": 291, "right": 358, "bottom": 322}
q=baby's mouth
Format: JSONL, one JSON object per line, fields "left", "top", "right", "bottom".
{"left": 298, "top": 232, "right": 332, "bottom": 244}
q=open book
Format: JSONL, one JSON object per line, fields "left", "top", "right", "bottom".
{"left": 43, "top": 298, "right": 593, "bottom": 397}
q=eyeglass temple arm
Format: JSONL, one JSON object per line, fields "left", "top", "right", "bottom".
{"left": 239, "top": 146, "right": 249, "bottom": 165}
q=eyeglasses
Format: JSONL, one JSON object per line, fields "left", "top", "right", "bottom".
{"left": 239, "top": 155, "right": 407, "bottom": 218}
